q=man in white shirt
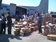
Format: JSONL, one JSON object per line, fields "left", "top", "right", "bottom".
{"left": 0, "top": 13, "right": 6, "bottom": 34}
{"left": 23, "top": 14, "right": 27, "bottom": 20}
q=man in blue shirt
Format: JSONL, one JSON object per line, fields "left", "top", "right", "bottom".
{"left": 7, "top": 12, "right": 12, "bottom": 34}
{"left": 37, "top": 13, "right": 42, "bottom": 33}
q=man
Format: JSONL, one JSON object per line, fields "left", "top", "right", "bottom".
{"left": 23, "top": 14, "right": 27, "bottom": 20}
{"left": 15, "top": 12, "right": 23, "bottom": 21}
{"left": 7, "top": 12, "right": 12, "bottom": 34}
{"left": 1, "top": 13, "right": 6, "bottom": 34}
{"left": 37, "top": 13, "right": 42, "bottom": 33}
{"left": 15, "top": 14, "right": 19, "bottom": 21}
{"left": 29, "top": 14, "right": 33, "bottom": 20}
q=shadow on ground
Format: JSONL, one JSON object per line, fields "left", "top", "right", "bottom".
{"left": 0, "top": 34, "right": 22, "bottom": 42}
{"left": 24, "top": 33, "right": 31, "bottom": 37}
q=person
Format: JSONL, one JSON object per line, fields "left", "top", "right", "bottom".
{"left": 0, "top": 13, "right": 6, "bottom": 34}
{"left": 15, "top": 12, "right": 23, "bottom": 21}
{"left": 7, "top": 12, "right": 12, "bottom": 34}
{"left": 29, "top": 14, "right": 33, "bottom": 20}
{"left": 33, "top": 13, "right": 38, "bottom": 25}
{"left": 23, "top": 14, "right": 27, "bottom": 20}
{"left": 37, "top": 13, "right": 42, "bottom": 34}
{"left": 15, "top": 14, "right": 19, "bottom": 21}
{"left": 20, "top": 12, "right": 24, "bottom": 19}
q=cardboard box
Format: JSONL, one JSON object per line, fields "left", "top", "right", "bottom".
{"left": 42, "top": 14, "right": 52, "bottom": 25}
{"left": 28, "top": 28, "right": 32, "bottom": 33}
{"left": 35, "top": 25, "right": 38, "bottom": 30}
{"left": 20, "top": 28, "right": 25, "bottom": 35}
{"left": 18, "top": 25, "right": 24, "bottom": 28}
{"left": 14, "top": 24, "right": 19, "bottom": 28}
{"left": 13, "top": 27, "right": 20, "bottom": 35}
{"left": 47, "top": 34, "right": 56, "bottom": 41}
{"left": 25, "top": 29, "right": 29, "bottom": 34}
{"left": 30, "top": 27, "right": 34, "bottom": 31}
{"left": 14, "top": 28, "right": 20, "bottom": 31}
{"left": 13, "top": 30, "right": 19, "bottom": 35}
{"left": 44, "top": 29, "right": 49, "bottom": 36}
{"left": 52, "top": 18, "right": 56, "bottom": 24}
{"left": 20, "top": 33, "right": 24, "bottom": 36}
{"left": 33, "top": 27, "right": 36, "bottom": 31}
{"left": 41, "top": 25, "right": 45, "bottom": 29}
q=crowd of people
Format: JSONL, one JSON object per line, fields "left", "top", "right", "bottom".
{"left": 15, "top": 13, "right": 43, "bottom": 34}
{"left": 0, "top": 12, "right": 43, "bottom": 35}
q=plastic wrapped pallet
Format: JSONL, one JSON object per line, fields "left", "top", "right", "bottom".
{"left": 47, "top": 34, "right": 56, "bottom": 41}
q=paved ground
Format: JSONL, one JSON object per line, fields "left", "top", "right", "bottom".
{"left": 0, "top": 30, "right": 56, "bottom": 42}
{"left": 0, "top": 18, "right": 56, "bottom": 42}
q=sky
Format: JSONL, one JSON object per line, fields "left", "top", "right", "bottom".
{"left": 2, "top": 0, "right": 56, "bottom": 13}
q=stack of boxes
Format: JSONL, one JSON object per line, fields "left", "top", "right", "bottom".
{"left": 13, "top": 19, "right": 38, "bottom": 36}
{"left": 42, "top": 14, "right": 52, "bottom": 25}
